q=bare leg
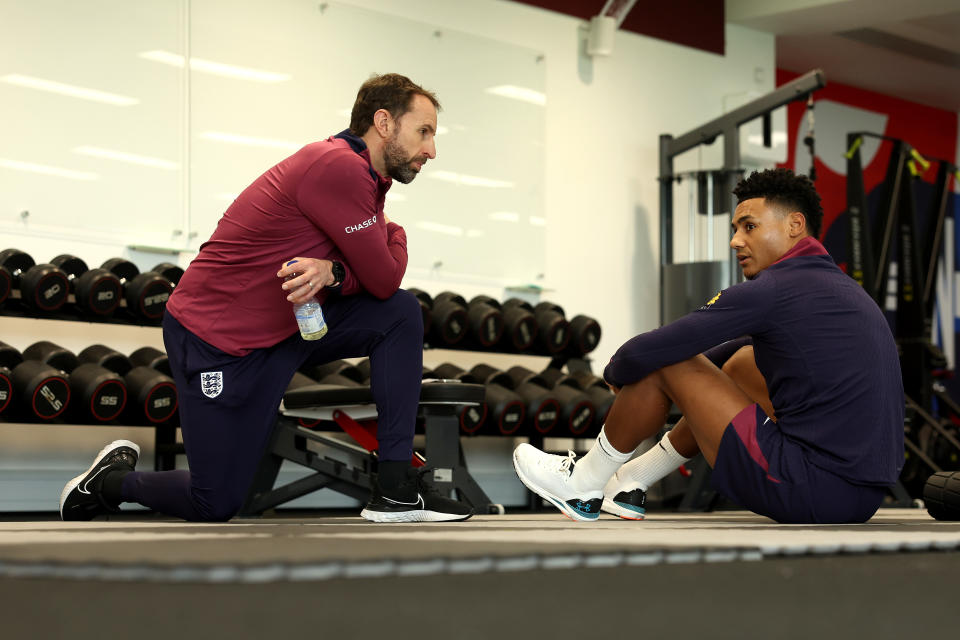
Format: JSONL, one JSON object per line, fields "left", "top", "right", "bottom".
{"left": 664, "top": 345, "right": 773, "bottom": 458}
{"left": 605, "top": 346, "right": 770, "bottom": 466}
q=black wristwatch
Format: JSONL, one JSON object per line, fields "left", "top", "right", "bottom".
{"left": 329, "top": 260, "right": 345, "bottom": 289}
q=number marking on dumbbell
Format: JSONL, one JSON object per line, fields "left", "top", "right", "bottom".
{"left": 39, "top": 385, "right": 63, "bottom": 411}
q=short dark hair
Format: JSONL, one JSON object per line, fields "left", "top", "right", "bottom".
{"left": 349, "top": 73, "right": 440, "bottom": 136}
{"left": 733, "top": 168, "right": 824, "bottom": 239}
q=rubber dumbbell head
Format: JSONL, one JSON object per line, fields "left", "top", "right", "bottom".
{"left": 463, "top": 296, "right": 505, "bottom": 348}
{"left": 125, "top": 366, "right": 178, "bottom": 423}
{"left": 0, "top": 263, "right": 11, "bottom": 308}
{"left": 499, "top": 298, "right": 539, "bottom": 352}
{"left": 429, "top": 291, "right": 469, "bottom": 346}
{"left": 533, "top": 302, "right": 571, "bottom": 354}
{"left": 129, "top": 346, "right": 171, "bottom": 376}
{"left": 1, "top": 248, "right": 70, "bottom": 312}
{"left": 427, "top": 363, "right": 490, "bottom": 433}
{"left": 152, "top": 262, "right": 184, "bottom": 287}
{"left": 0, "top": 341, "right": 21, "bottom": 416}
{"left": 924, "top": 471, "right": 960, "bottom": 521}
{"left": 78, "top": 344, "right": 133, "bottom": 376}
{"left": 537, "top": 367, "right": 595, "bottom": 436}
{"left": 68, "top": 363, "right": 127, "bottom": 422}
{"left": 102, "top": 258, "right": 172, "bottom": 321}
{"left": 11, "top": 360, "right": 70, "bottom": 420}
{"left": 51, "top": 254, "right": 122, "bottom": 316}
{"left": 300, "top": 359, "right": 366, "bottom": 383}
{"left": 567, "top": 314, "right": 602, "bottom": 355}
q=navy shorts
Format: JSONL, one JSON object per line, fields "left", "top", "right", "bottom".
{"left": 710, "top": 404, "right": 885, "bottom": 524}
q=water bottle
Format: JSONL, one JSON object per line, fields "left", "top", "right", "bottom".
{"left": 286, "top": 260, "right": 328, "bottom": 340}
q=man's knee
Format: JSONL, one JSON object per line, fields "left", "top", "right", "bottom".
{"left": 385, "top": 289, "right": 424, "bottom": 333}
{"left": 191, "top": 490, "right": 244, "bottom": 522}
{"left": 720, "top": 346, "right": 755, "bottom": 377}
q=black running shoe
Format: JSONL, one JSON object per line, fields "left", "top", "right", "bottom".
{"left": 60, "top": 440, "right": 139, "bottom": 521}
{"left": 361, "top": 466, "right": 473, "bottom": 523}
{"left": 602, "top": 487, "right": 647, "bottom": 520}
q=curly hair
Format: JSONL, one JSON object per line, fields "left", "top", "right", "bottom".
{"left": 732, "top": 168, "right": 824, "bottom": 239}
{"left": 349, "top": 73, "right": 440, "bottom": 137}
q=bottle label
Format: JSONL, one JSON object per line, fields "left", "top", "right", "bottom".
{"left": 295, "top": 303, "right": 327, "bottom": 339}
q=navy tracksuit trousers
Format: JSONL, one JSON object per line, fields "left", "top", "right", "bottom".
{"left": 121, "top": 289, "right": 423, "bottom": 521}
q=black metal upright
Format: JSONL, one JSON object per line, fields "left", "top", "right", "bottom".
{"left": 658, "top": 69, "right": 826, "bottom": 324}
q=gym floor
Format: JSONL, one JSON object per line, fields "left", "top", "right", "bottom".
{"left": 2, "top": 509, "right": 959, "bottom": 639}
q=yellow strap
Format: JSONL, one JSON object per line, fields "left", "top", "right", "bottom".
{"left": 844, "top": 136, "right": 863, "bottom": 159}
{"left": 909, "top": 148, "right": 930, "bottom": 171}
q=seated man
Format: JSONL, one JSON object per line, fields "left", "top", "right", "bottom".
{"left": 59, "top": 73, "right": 472, "bottom": 524}
{"left": 514, "top": 168, "right": 904, "bottom": 524}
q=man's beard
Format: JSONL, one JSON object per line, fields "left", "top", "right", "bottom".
{"left": 383, "top": 135, "right": 421, "bottom": 184}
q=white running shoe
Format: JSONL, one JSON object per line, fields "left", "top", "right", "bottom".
{"left": 512, "top": 443, "right": 602, "bottom": 521}
{"left": 601, "top": 471, "right": 647, "bottom": 520}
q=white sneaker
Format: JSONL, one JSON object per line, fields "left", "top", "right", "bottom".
{"left": 512, "top": 443, "right": 602, "bottom": 521}
{"left": 601, "top": 471, "right": 647, "bottom": 520}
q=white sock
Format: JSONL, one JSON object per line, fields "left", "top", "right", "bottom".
{"left": 618, "top": 433, "right": 691, "bottom": 491}
{"left": 571, "top": 426, "right": 636, "bottom": 492}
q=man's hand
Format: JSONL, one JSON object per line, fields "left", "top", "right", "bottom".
{"left": 277, "top": 257, "right": 335, "bottom": 303}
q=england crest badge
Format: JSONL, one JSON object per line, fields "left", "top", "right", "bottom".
{"left": 200, "top": 371, "right": 223, "bottom": 398}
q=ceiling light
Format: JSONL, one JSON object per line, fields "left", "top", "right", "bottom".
{"left": 489, "top": 211, "right": 520, "bottom": 222}
{"left": 139, "top": 51, "right": 290, "bottom": 83}
{"left": 74, "top": 146, "right": 178, "bottom": 170}
{"left": 200, "top": 131, "right": 301, "bottom": 150}
{"left": 0, "top": 157, "right": 98, "bottom": 180}
{"left": 1, "top": 74, "right": 138, "bottom": 106}
{"left": 427, "top": 170, "right": 514, "bottom": 189}
{"left": 485, "top": 85, "right": 546, "bottom": 106}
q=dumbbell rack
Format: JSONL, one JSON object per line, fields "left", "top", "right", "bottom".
{"left": 0, "top": 308, "right": 179, "bottom": 509}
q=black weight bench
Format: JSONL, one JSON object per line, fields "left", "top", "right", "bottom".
{"left": 240, "top": 380, "right": 503, "bottom": 516}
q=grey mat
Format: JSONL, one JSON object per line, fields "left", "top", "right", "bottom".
{"left": 1, "top": 510, "right": 959, "bottom": 583}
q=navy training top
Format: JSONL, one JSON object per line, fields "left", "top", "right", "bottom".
{"left": 604, "top": 237, "right": 904, "bottom": 486}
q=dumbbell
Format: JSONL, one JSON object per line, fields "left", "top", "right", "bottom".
{"left": 77, "top": 344, "right": 178, "bottom": 424}
{"left": 22, "top": 341, "right": 127, "bottom": 423}
{"left": 472, "top": 295, "right": 537, "bottom": 352}
{"left": 511, "top": 365, "right": 594, "bottom": 437}
{"left": 2, "top": 341, "right": 70, "bottom": 421}
{"left": 423, "top": 364, "right": 488, "bottom": 435}
{"left": 566, "top": 314, "right": 602, "bottom": 356}
{"left": 300, "top": 359, "right": 366, "bottom": 386}
{"left": 924, "top": 470, "right": 960, "bottom": 521}
{"left": 152, "top": 262, "right": 184, "bottom": 287}
{"left": 432, "top": 292, "right": 504, "bottom": 349}
{"left": 0, "top": 260, "right": 10, "bottom": 309}
{"left": 473, "top": 364, "right": 558, "bottom": 436}
{"left": 0, "top": 248, "right": 70, "bottom": 312}
{"left": 404, "top": 288, "right": 433, "bottom": 337}
{"left": 129, "top": 346, "right": 172, "bottom": 376}
{"left": 50, "top": 254, "right": 123, "bottom": 317}
{"left": 560, "top": 370, "right": 616, "bottom": 436}
{"left": 435, "top": 363, "right": 523, "bottom": 436}
{"left": 408, "top": 288, "right": 468, "bottom": 347}
{"left": 101, "top": 258, "right": 173, "bottom": 322}
{"left": 0, "top": 341, "right": 23, "bottom": 417}
{"left": 532, "top": 302, "right": 572, "bottom": 354}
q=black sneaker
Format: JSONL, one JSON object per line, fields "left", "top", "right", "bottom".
{"left": 60, "top": 440, "right": 140, "bottom": 521}
{"left": 361, "top": 467, "right": 473, "bottom": 523}
{"left": 602, "top": 487, "right": 647, "bottom": 520}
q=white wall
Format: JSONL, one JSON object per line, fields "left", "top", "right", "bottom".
{"left": 0, "top": 0, "right": 775, "bottom": 510}
{"left": 351, "top": 0, "right": 775, "bottom": 368}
